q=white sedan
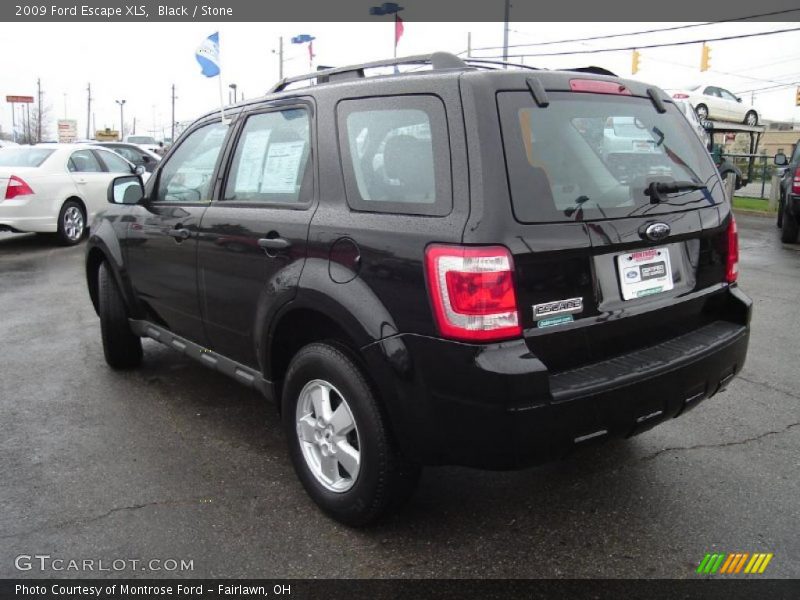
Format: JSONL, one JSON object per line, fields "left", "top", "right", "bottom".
{"left": 665, "top": 84, "right": 759, "bottom": 126}
{"left": 0, "top": 143, "right": 143, "bottom": 245}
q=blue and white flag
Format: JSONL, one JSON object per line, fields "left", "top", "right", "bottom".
{"left": 196, "top": 32, "right": 220, "bottom": 78}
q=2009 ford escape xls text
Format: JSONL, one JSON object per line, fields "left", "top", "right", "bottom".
{"left": 85, "top": 53, "right": 751, "bottom": 526}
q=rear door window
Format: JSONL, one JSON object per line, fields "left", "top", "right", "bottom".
{"left": 223, "top": 107, "right": 312, "bottom": 204}
{"left": 498, "top": 91, "right": 720, "bottom": 223}
{"left": 337, "top": 95, "right": 451, "bottom": 216}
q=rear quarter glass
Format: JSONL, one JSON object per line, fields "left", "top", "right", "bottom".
{"left": 497, "top": 91, "right": 722, "bottom": 224}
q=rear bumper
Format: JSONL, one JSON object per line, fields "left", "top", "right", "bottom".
{"left": 363, "top": 286, "right": 751, "bottom": 469}
{"left": 0, "top": 197, "right": 57, "bottom": 233}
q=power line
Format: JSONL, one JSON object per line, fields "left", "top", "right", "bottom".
{"left": 471, "top": 8, "right": 800, "bottom": 53}
{"left": 470, "top": 26, "right": 800, "bottom": 59}
{"left": 646, "top": 54, "right": 800, "bottom": 86}
{"left": 733, "top": 81, "right": 800, "bottom": 94}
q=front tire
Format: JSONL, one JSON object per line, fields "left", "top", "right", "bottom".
{"left": 56, "top": 200, "right": 86, "bottom": 246}
{"left": 98, "top": 262, "right": 143, "bottom": 369}
{"left": 744, "top": 111, "right": 758, "bottom": 127}
{"left": 282, "top": 342, "right": 420, "bottom": 527}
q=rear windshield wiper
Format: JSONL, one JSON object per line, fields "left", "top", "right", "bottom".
{"left": 645, "top": 181, "right": 707, "bottom": 204}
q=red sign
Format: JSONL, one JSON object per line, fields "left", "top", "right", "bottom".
{"left": 6, "top": 95, "right": 34, "bottom": 103}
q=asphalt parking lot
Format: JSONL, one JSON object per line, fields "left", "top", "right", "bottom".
{"left": 1, "top": 212, "right": 798, "bottom": 579}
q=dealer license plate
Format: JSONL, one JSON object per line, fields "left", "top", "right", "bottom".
{"left": 616, "top": 247, "right": 674, "bottom": 300}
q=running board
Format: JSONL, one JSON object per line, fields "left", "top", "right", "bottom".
{"left": 128, "top": 320, "right": 273, "bottom": 400}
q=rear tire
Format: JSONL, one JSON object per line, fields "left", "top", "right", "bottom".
{"left": 98, "top": 262, "right": 143, "bottom": 369}
{"left": 282, "top": 342, "right": 420, "bottom": 527}
{"left": 744, "top": 111, "right": 758, "bottom": 127}
{"left": 777, "top": 197, "right": 784, "bottom": 228}
{"left": 56, "top": 200, "right": 86, "bottom": 246}
{"left": 780, "top": 206, "right": 799, "bottom": 243}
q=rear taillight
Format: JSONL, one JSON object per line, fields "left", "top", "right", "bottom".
{"left": 792, "top": 166, "right": 800, "bottom": 195}
{"left": 672, "top": 93, "right": 690, "bottom": 99}
{"left": 424, "top": 245, "right": 521, "bottom": 342}
{"left": 5, "top": 175, "right": 34, "bottom": 200}
{"left": 725, "top": 216, "right": 739, "bottom": 284}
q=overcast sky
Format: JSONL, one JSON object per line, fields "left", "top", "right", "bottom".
{"left": 0, "top": 21, "right": 798, "bottom": 139}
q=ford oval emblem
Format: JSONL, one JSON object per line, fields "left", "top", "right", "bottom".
{"left": 643, "top": 222, "right": 670, "bottom": 242}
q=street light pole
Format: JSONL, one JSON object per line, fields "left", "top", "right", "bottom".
{"left": 171, "top": 84, "right": 176, "bottom": 143}
{"left": 115, "top": 99, "right": 126, "bottom": 141}
{"left": 229, "top": 83, "right": 238, "bottom": 104}
{"left": 503, "top": 0, "right": 510, "bottom": 67}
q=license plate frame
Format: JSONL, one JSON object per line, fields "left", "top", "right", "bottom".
{"left": 616, "top": 247, "right": 674, "bottom": 300}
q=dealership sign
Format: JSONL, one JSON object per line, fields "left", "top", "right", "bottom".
{"left": 58, "top": 120, "right": 78, "bottom": 143}
{"left": 6, "top": 96, "right": 34, "bottom": 103}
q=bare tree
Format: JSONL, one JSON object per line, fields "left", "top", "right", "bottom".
{"left": 16, "top": 102, "right": 52, "bottom": 144}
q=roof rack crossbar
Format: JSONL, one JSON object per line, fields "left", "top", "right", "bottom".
{"left": 269, "top": 52, "right": 468, "bottom": 93}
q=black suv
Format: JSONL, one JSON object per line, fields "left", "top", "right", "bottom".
{"left": 86, "top": 53, "right": 751, "bottom": 526}
{"left": 775, "top": 140, "right": 800, "bottom": 243}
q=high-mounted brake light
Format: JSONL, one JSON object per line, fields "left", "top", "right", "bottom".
{"left": 4, "top": 175, "right": 34, "bottom": 200}
{"left": 672, "top": 93, "right": 690, "bottom": 99}
{"left": 569, "top": 79, "right": 631, "bottom": 95}
{"left": 424, "top": 245, "right": 521, "bottom": 342}
{"left": 725, "top": 216, "right": 739, "bottom": 284}
{"left": 792, "top": 166, "right": 800, "bottom": 195}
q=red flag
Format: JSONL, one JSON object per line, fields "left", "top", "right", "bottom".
{"left": 395, "top": 15, "right": 404, "bottom": 47}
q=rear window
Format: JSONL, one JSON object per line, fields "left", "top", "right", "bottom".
{"left": 0, "top": 148, "right": 54, "bottom": 167}
{"left": 498, "top": 91, "right": 721, "bottom": 223}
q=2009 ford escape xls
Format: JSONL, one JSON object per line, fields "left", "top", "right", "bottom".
{"left": 85, "top": 53, "right": 751, "bottom": 526}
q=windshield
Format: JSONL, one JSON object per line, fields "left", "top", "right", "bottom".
{"left": 127, "top": 136, "right": 155, "bottom": 144}
{"left": 498, "top": 92, "right": 721, "bottom": 223}
{"left": 0, "top": 148, "right": 54, "bottom": 167}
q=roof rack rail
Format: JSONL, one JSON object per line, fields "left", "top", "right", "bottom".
{"left": 269, "top": 52, "right": 468, "bottom": 93}
{"left": 462, "top": 58, "right": 540, "bottom": 72}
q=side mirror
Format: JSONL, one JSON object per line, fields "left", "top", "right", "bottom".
{"left": 736, "top": 97, "right": 742, "bottom": 103}
{"left": 133, "top": 164, "right": 146, "bottom": 176}
{"left": 108, "top": 175, "right": 144, "bottom": 205}
{"left": 774, "top": 153, "right": 788, "bottom": 166}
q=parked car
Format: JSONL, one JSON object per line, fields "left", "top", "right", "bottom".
{"left": 92, "top": 142, "right": 161, "bottom": 173}
{"left": 0, "top": 143, "right": 143, "bottom": 244}
{"left": 774, "top": 141, "right": 800, "bottom": 242}
{"left": 124, "top": 135, "right": 161, "bottom": 154}
{"left": 666, "top": 84, "right": 758, "bottom": 126}
{"left": 86, "top": 53, "right": 751, "bottom": 526}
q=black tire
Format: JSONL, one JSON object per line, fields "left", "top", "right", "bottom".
{"left": 777, "top": 196, "right": 784, "bottom": 228}
{"left": 695, "top": 104, "right": 708, "bottom": 120}
{"left": 744, "top": 111, "right": 758, "bottom": 127}
{"left": 780, "top": 207, "right": 799, "bottom": 243}
{"left": 56, "top": 200, "right": 86, "bottom": 246}
{"left": 282, "top": 342, "right": 420, "bottom": 527}
{"left": 98, "top": 262, "right": 143, "bottom": 369}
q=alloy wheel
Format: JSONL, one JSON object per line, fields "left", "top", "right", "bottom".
{"left": 295, "top": 379, "right": 361, "bottom": 493}
{"left": 63, "top": 206, "right": 84, "bottom": 242}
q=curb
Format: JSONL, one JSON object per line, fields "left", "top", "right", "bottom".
{"left": 732, "top": 208, "right": 775, "bottom": 219}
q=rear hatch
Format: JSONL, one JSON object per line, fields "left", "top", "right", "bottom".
{"left": 465, "top": 72, "right": 735, "bottom": 372}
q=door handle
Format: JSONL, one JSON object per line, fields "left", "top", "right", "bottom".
{"left": 169, "top": 228, "right": 191, "bottom": 241}
{"left": 258, "top": 237, "right": 291, "bottom": 250}
{"left": 76, "top": 179, "right": 87, "bottom": 184}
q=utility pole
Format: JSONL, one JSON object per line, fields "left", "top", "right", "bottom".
{"left": 171, "top": 84, "right": 177, "bottom": 142}
{"left": 467, "top": 32, "right": 472, "bottom": 58}
{"left": 115, "top": 99, "right": 126, "bottom": 140}
{"left": 36, "top": 78, "right": 42, "bottom": 142}
{"left": 502, "top": 0, "right": 510, "bottom": 67}
{"left": 86, "top": 83, "right": 92, "bottom": 139}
